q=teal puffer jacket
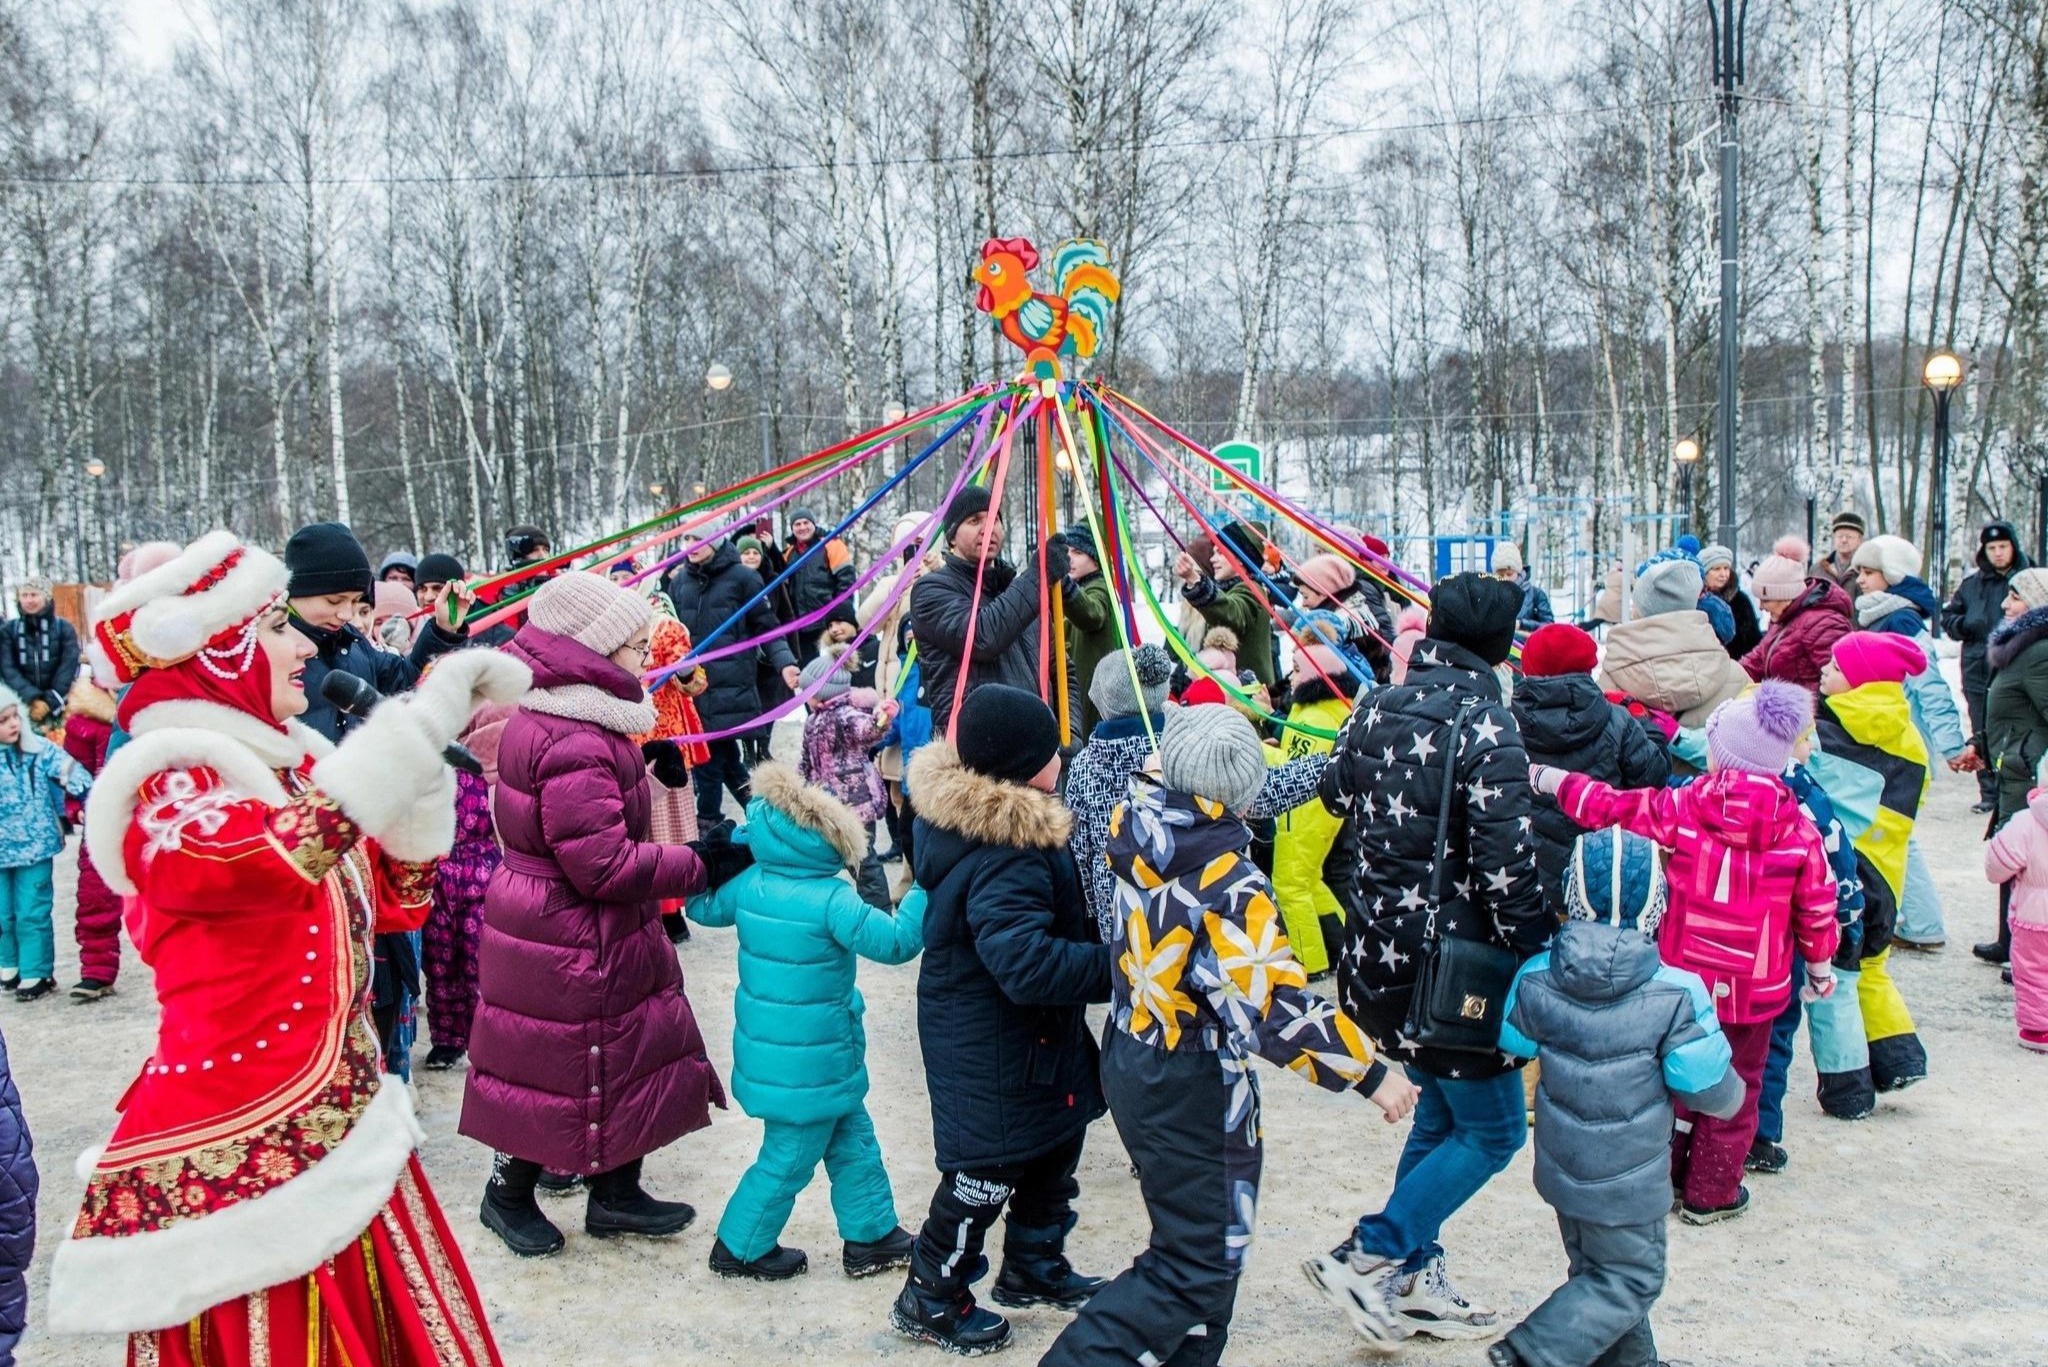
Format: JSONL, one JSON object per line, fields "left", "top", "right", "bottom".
{"left": 688, "top": 762, "right": 926, "bottom": 1124}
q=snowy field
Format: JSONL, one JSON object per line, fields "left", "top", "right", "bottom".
{"left": 10, "top": 721, "right": 2041, "bottom": 1367}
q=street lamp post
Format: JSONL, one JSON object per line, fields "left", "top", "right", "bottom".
{"left": 1674, "top": 437, "right": 1702, "bottom": 532}
{"left": 1705, "top": 0, "right": 1747, "bottom": 561}
{"left": 1923, "top": 350, "right": 1964, "bottom": 597}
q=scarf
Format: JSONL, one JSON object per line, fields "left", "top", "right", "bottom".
{"left": 521, "top": 684, "right": 657, "bottom": 737}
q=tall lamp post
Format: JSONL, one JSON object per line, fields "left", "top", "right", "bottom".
{"left": 1674, "top": 437, "right": 1702, "bottom": 534}
{"left": 1923, "top": 349, "right": 1964, "bottom": 596}
{"left": 1705, "top": 0, "right": 1748, "bottom": 561}
{"left": 705, "top": 360, "right": 774, "bottom": 477}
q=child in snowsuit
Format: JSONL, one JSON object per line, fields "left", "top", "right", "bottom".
{"left": 0, "top": 684, "right": 91, "bottom": 1001}
{"left": 1490, "top": 828, "right": 1743, "bottom": 1367}
{"left": 1270, "top": 643, "right": 1358, "bottom": 976}
{"left": 59, "top": 668, "right": 122, "bottom": 1001}
{"left": 893, "top": 686, "right": 1113, "bottom": 1357}
{"left": 1041, "top": 705, "right": 1415, "bottom": 1367}
{"left": 1984, "top": 758, "right": 2048, "bottom": 1052}
{"left": 1533, "top": 680, "right": 1839, "bottom": 1223}
{"left": 689, "top": 763, "right": 927, "bottom": 1280}
{"left": 1805, "top": 632, "right": 1937, "bottom": 1093}
{"left": 798, "top": 643, "right": 899, "bottom": 910}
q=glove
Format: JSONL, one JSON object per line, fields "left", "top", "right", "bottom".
{"left": 1528, "top": 764, "right": 1566, "bottom": 797}
{"left": 642, "top": 738, "right": 691, "bottom": 790}
{"left": 311, "top": 650, "right": 533, "bottom": 863}
{"left": 1800, "top": 963, "right": 1837, "bottom": 1003}
{"left": 687, "top": 819, "right": 756, "bottom": 891}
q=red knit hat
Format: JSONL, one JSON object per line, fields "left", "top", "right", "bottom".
{"left": 1181, "top": 675, "right": 1230, "bottom": 707}
{"left": 1520, "top": 623, "right": 1599, "bottom": 678}
{"left": 1832, "top": 632, "right": 1925, "bottom": 689}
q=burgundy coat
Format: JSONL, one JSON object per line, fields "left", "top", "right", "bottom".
{"left": 1743, "top": 576, "right": 1854, "bottom": 699}
{"left": 460, "top": 626, "right": 723, "bottom": 1176}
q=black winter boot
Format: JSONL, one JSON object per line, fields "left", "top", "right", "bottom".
{"left": 989, "top": 1219, "right": 1106, "bottom": 1311}
{"left": 844, "top": 1226, "right": 916, "bottom": 1278}
{"left": 710, "top": 1237, "right": 809, "bottom": 1281}
{"left": 585, "top": 1158, "right": 696, "bottom": 1239}
{"left": 889, "top": 1274, "right": 1012, "bottom": 1356}
{"left": 480, "top": 1156, "right": 565, "bottom": 1258}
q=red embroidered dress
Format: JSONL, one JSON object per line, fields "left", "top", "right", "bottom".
{"left": 46, "top": 530, "right": 507, "bottom": 1367}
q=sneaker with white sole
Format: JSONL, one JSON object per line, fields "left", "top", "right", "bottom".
{"left": 1389, "top": 1254, "right": 1502, "bottom": 1341}
{"left": 1303, "top": 1241, "right": 1405, "bottom": 1348}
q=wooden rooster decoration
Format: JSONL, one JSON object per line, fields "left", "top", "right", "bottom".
{"left": 972, "top": 237, "right": 1121, "bottom": 382}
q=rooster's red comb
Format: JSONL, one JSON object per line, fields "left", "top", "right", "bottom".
{"left": 980, "top": 236, "right": 1038, "bottom": 271}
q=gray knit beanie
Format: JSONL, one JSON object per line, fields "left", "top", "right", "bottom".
{"left": 1090, "top": 645, "right": 1172, "bottom": 722}
{"left": 1159, "top": 703, "right": 1267, "bottom": 813}
{"left": 1698, "top": 544, "right": 1734, "bottom": 572}
{"left": 799, "top": 642, "right": 853, "bottom": 702}
{"left": 526, "top": 570, "right": 652, "bottom": 657}
{"left": 1632, "top": 558, "right": 1705, "bottom": 618}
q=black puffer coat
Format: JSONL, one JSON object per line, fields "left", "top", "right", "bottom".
{"left": 1982, "top": 605, "right": 2048, "bottom": 827}
{"left": 907, "top": 743, "right": 1110, "bottom": 1171}
{"left": 1942, "top": 524, "right": 2030, "bottom": 697}
{"left": 0, "top": 603, "right": 79, "bottom": 714}
{"left": 1317, "top": 639, "right": 1553, "bottom": 1078}
{"left": 666, "top": 544, "right": 799, "bottom": 731}
{"left": 908, "top": 554, "right": 1042, "bottom": 733}
{"left": 1512, "top": 673, "right": 1671, "bottom": 916}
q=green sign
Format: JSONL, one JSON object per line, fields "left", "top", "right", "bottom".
{"left": 1210, "top": 440, "right": 1264, "bottom": 493}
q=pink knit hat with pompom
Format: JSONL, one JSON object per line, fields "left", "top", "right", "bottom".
{"left": 1750, "top": 536, "right": 1813, "bottom": 602}
{"left": 1705, "top": 680, "right": 1812, "bottom": 776}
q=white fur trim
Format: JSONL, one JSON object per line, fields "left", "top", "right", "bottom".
{"left": 94, "top": 531, "right": 288, "bottom": 664}
{"left": 128, "top": 699, "right": 310, "bottom": 769}
{"left": 72, "top": 1144, "right": 105, "bottom": 1182}
{"left": 411, "top": 649, "right": 533, "bottom": 749}
{"left": 84, "top": 726, "right": 296, "bottom": 895}
{"left": 521, "top": 684, "right": 656, "bottom": 736}
{"left": 47, "top": 1082, "right": 424, "bottom": 1335}
{"left": 310, "top": 705, "right": 456, "bottom": 863}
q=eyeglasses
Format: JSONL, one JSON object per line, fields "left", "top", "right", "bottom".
{"left": 621, "top": 641, "right": 654, "bottom": 662}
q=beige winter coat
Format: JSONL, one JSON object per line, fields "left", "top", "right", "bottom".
{"left": 1596, "top": 609, "right": 1750, "bottom": 727}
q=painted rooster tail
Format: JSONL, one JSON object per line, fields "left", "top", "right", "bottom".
{"left": 1052, "top": 239, "right": 1121, "bottom": 359}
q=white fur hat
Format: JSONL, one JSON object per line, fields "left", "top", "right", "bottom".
{"left": 91, "top": 531, "right": 288, "bottom": 683}
{"left": 1850, "top": 534, "right": 1923, "bottom": 587}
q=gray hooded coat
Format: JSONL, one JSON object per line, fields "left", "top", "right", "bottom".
{"left": 1499, "top": 921, "right": 1744, "bottom": 1226}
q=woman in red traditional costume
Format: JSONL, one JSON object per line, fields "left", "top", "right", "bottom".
{"left": 44, "top": 530, "right": 528, "bottom": 1367}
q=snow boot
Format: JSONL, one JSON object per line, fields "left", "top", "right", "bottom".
{"left": 844, "top": 1226, "right": 916, "bottom": 1279}
{"left": 480, "top": 1159, "right": 565, "bottom": 1258}
{"left": 1743, "top": 1137, "right": 1788, "bottom": 1174}
{"left": 709, "top": 1237, "right": 808, "bottom": 1281}
{"left": 889, "top": 1276, "right": 1011, "bottom": 1357}
{"left": 536, "top": 1170, "right": 583, "bottom": 1198}
{"left": 68, "top": 978, "right": 113, "bottom": 1003}
{"left": 423, "top": 1045, "right": 465, "bottom": 1071}
{"left": 585, "top": 1160, "right": 695, "bottom": 1240}
{"left": 989, "top": 1220, "right": 1106, "bottom": 1311}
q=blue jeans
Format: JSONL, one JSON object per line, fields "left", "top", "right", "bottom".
{"left": 1354, "top": 1067, "right": 1527, "bottom": 1270}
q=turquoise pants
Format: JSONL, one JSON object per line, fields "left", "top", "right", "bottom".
{"left": 718, "top": 1107, "right": 899, "bottom": 1262}
{"left": 1895, "top": 838, "right": 1945, "bottom": 945}
{"left": 0, "top": 860, "right": 56, "bottom": 981}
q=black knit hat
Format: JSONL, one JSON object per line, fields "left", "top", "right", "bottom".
{"left": 1982, "top": 521, "right": 2020, "bottom": 548}
{"left": 284, "top": 522, "right": 373, "bottom": 599}
{"left": 415, "top": 552, "right": 466, "bottom": 587}
{"left": 956, "top": 684, "right": 1061, "bottom": 783}
{"left": 1062, "top": 521, "right": 1100, "bottom": 566}
{"left": 1217, "top": 520, "right": 1269, "bottom": 569}
{"left": 1424, "top": 572, "right": 1522, "bottom": 667}
{"left": 943, "top": 485, "right": 995, "bottom": 545}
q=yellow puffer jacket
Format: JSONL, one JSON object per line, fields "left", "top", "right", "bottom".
{"left": 1272, "top": 696, "right": 1349, "bottom": 974}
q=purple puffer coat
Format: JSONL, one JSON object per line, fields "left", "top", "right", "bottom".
{"left": 460, "top": 626, "right": 724, "bottom": 1176}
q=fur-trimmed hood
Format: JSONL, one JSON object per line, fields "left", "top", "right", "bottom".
{"left": 745, "top": 760, "right": 867, "bottom": 870}
{"left": 65, "top": 674, "right": 117, "bottom": 725}
{"left": 906, "top": 742, "right": 1073, "bottom": 850}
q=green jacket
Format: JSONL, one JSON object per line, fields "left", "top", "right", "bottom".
{"left": 1064, "top": 572, "right": 1120, "bottom": 739}
{"left": 1186, "top": 576, "right": 1277, "bottom": 686}
{"left": 688, "top": 762, "right": 926, "bottom": 1124}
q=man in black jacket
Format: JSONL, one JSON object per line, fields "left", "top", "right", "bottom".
{"left": 666, "top": 540, "right": 802, "bottom": 823}
{"left": 1308, "top": 571, "right": 1551, "bottom": 1349}
{"left": 893, "top": 686, "right": 1111, "bottom": 1356}
{"left": 1, "top": 577, "right": 79, "bottom": 729}
{"left": 1943, "top": 520, "right": 2029, "bottom": 811}
{"left": 284, "top": 522, "right": 472, "bottom": 1078}
{"left": 909, "top": 487, "right": 1065, "bottom": 734}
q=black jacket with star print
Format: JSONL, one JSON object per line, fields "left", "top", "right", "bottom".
{"left": 1317, "top": 638, "right": 1553, "bottom": 1079}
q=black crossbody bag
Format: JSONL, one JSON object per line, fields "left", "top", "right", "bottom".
{"left": 1402, "top": 700, "right": 1521, "bottom": 1053}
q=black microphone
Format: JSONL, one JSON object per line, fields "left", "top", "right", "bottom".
{"left": 320, "top": 671, "right": 484, "bottom": 777}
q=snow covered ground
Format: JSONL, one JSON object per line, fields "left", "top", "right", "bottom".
{"left": 11, "top": 725, "right": 2040, "bottom": 1367}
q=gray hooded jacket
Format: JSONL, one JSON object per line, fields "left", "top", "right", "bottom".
{"left": 1500, "top": 920, "right": 1745, "bottom": 1225}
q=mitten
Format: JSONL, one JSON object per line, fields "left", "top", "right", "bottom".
{"left": 1528, "top": 764, "right": 1566, "bottom": 797}
{"left": 642, "top": 738, "right": 691, "bottom": 789}
{"left": 687, "top": 820, "right": 756, "bottom": 891}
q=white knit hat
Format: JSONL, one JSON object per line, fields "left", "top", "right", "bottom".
{"left": 2011, "top": 568, "right": 2048, "bottom": 611}
{"left": 526, "top": 570, "right": 652, "bottom": 656}
{"left": 1159, "top": 703, "right": 1267, "bottom": 813}
{"left": 1492, "top": 542, "right": 1524, "bottom": 575}
{"left": 1850, "top": 534, "right": 1923, "bottom": 587}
